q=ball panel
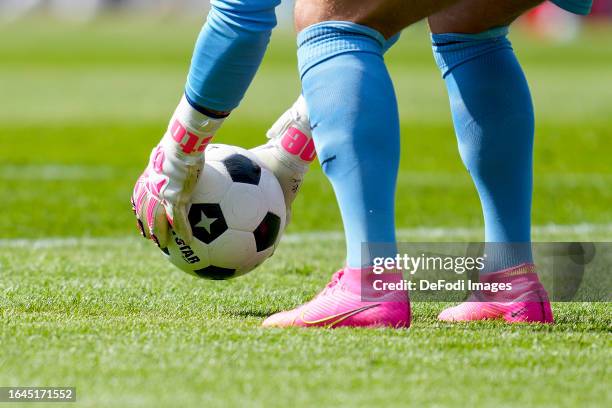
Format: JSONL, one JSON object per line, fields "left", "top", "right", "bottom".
{"left": 253, "top": 212, "right": 282, "bottom": 252}
{"left": 241, "top": 245, "right": 274, "bottom": 273}
{"left": 258, "top": 167, "right": 287, "bottom": 222}
{"left": 223, "top": 153, "right": 261, "bottom": 185}
{"left": 191, "top": 161, "right": 232, "bottom": 204}
{"left": 220, "top": 183, "right": 267, "bottom": 232}
{"left": 205, "top": 144, "right": 238, "bottom": 161}
{"left": 208, "top": 229, "right": 257, "bottom": 270}
{"left": 226, "top": 145, "right": 261, "bottom": 164}
{"left": 188, "top": 203, "right": 228, "bottom": 244}
{"left": 164, "top": 143, "right": 288, "bottom": 279}
{"left": 193, "top": 265, "right": 236, "bottom": 280}
{"left": 166, "top": 231, "right": 211, "bottom": 276}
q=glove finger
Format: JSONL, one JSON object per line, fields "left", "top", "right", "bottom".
{"left": 133, "top": 180, "right": 148, "bottom": 226}
{"left": 135, "top": 217, "right": 147, "bottom": 238}
{"left": 152, "top": 205, "right": 170, "bottom": 248}
{"left": 138, "top": 195, "right": 153, "bottom": 239}
{"left": 145, "top": 195, "right": 164, "bottom": 237}
{"left": 168, "top": 203, "right": 193, "bottom": 244}
{"left": 130, "top": 196, "right": 137, "bottom": 216}
{"left": 166, "top": 163, "right": 200, "bottom": 243}
{"left": 130, "top": 195, "right": 147, "bottom": 238}
{"left": 133, "top": 191, "right": 149, "bottom": 239}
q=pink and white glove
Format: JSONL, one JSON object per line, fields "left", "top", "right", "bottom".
{"left": 131, "top": 96, "right": 225, "bottom": 247}
{"left": 250, "top": 95, "right": 315, "bottom": 224}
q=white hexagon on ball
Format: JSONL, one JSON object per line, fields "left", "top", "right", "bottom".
{"left": 205, "top": 144, "right": 238, "bottom": 161}
{"left": 208, "top": 229, "right": 257, "bottom": 273}
{"left": 258, "top": 167, "right": 287, "bottom": 223}
{"left": 191, "top": 161, "right": 232, "bottom": 204}
{"left": 220, "top": 183, "right": 267, "bottom": 232}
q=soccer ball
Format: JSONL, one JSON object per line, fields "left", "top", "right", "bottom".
{"left": 162, "top": 144, "right": 286, "bottom": 280}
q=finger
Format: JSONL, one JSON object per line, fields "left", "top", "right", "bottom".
{"left": 144, "top": 196, "right": 162, "bottom": 240}
{"left": 132, "top": 175, "right": 147, "bottom": 207}
{"left": 169, "top": 163, "right": 201, "bottom": 243}
{"left": 130, "top": 195, "right": 147, "bottom": 237}
{"left": 135, "top": 217, "right": 147, "bottom": 238}
{"left": 133, "top": 180, "right": 148, "bottom": 221}
{"left": 131, "top": 187, "right": 146, "bottom": 238}
{"left": 130, "top": 196, "right": 137, "bottom": 215}
{"left": 168, "top": 204, "right": 193, "bottom": 244}
{"left": 135, "top": 195, "right": 152, "bottom": 239}
{"left": 152, "top": 205, "right": 170, "bottom": 248}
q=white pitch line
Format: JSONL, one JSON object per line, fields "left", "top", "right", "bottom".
{"left": 396, "top": 171, "right": 612, "bottom": 188}
{"left": 0, "top": 165, "right": 117, "bottom": 180}
{"left": 282, "top": 222, "right": 612, "bottom": 243}
{"left": 0, "top": 236, "right": 136, "bottom": 249}
{"left": 2, "top": 165, "right": 611, "bottom": 186}
{"left": 1, "top": 223, "right": 610, "bottom": 249}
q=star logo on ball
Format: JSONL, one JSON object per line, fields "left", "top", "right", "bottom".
{"left": 188, "top": 203, "right": 228, "bottom": 244}
{"left": 195, "top": 211, "right": 217, "bottom": 233}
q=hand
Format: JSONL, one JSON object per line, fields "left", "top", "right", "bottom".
{"left": 250, "top": 95, "right": 314, "bottom": 225}
{"left": 131, "top": 143, "right": 203, "bottom": 248}
{"left": 131, "top": 96, "right": 224, "bottom": 247}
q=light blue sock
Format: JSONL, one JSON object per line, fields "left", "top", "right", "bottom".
{"left": 298, "top": 22, "right": 400, "bottom": 268}
{"left": 432, "top": 27, "right": 534, "bottom": 272}
{"left": 185, "top": 0, "right": 280, "bottom": 114}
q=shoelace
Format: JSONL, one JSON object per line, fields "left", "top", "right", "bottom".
{"left": 319, "top": 270, "right": 344, "bottom": 296}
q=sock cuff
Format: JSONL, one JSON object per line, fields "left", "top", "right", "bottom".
{"left": 431, "top": 26, "right": 512, "bottom": 78}
{"left": 297, "top": 21, "right": 385, "bottom": 78}
{"left": 482, "top": 242, "right": 534, "bottom": 274}
{"left": 184, "top": 92, "right": 231, "bottom": 118}
{"left": 209, "top": 0, "right": 280, "bottom": 33}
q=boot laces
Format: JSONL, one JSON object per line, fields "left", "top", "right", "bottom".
{"left": 319, "top": 270, "right": 345, "bottom": 296}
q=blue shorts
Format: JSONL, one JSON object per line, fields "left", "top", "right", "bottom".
{"left": 551, "top": 0, "right": 593, "bottom": 15}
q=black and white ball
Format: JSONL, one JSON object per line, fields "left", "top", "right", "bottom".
{"left": 163, "top": 144, "right": 286, "bottom": 280}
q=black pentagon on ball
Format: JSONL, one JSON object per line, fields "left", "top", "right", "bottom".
{"left": 188, "top": 203, "right": 228, "bottom": 244}
{"left": 253, "top": 211, "right": 281, "bottom": 252}
{"left": 222, "top": 153, "right": 261, "bottom": 185}
{"left": 194, "top": 265, "right": 236, "bottom": 280}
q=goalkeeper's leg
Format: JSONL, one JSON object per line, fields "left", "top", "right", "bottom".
{"left": 430, "top": 0, "right": 556, "bottom": 323}
{"left": 264, "top": 0, "right": 464, "bottom": 329}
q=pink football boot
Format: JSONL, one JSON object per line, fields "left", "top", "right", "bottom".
{"left": 438, "top": 263, "right": 554, "bottom": 323}
{"left": 262, "top": 267, "right": 410, "bottom": 328}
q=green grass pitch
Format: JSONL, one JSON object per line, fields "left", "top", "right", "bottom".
{"left": 0, "top": 18, "right": 611, "bottom": 407}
